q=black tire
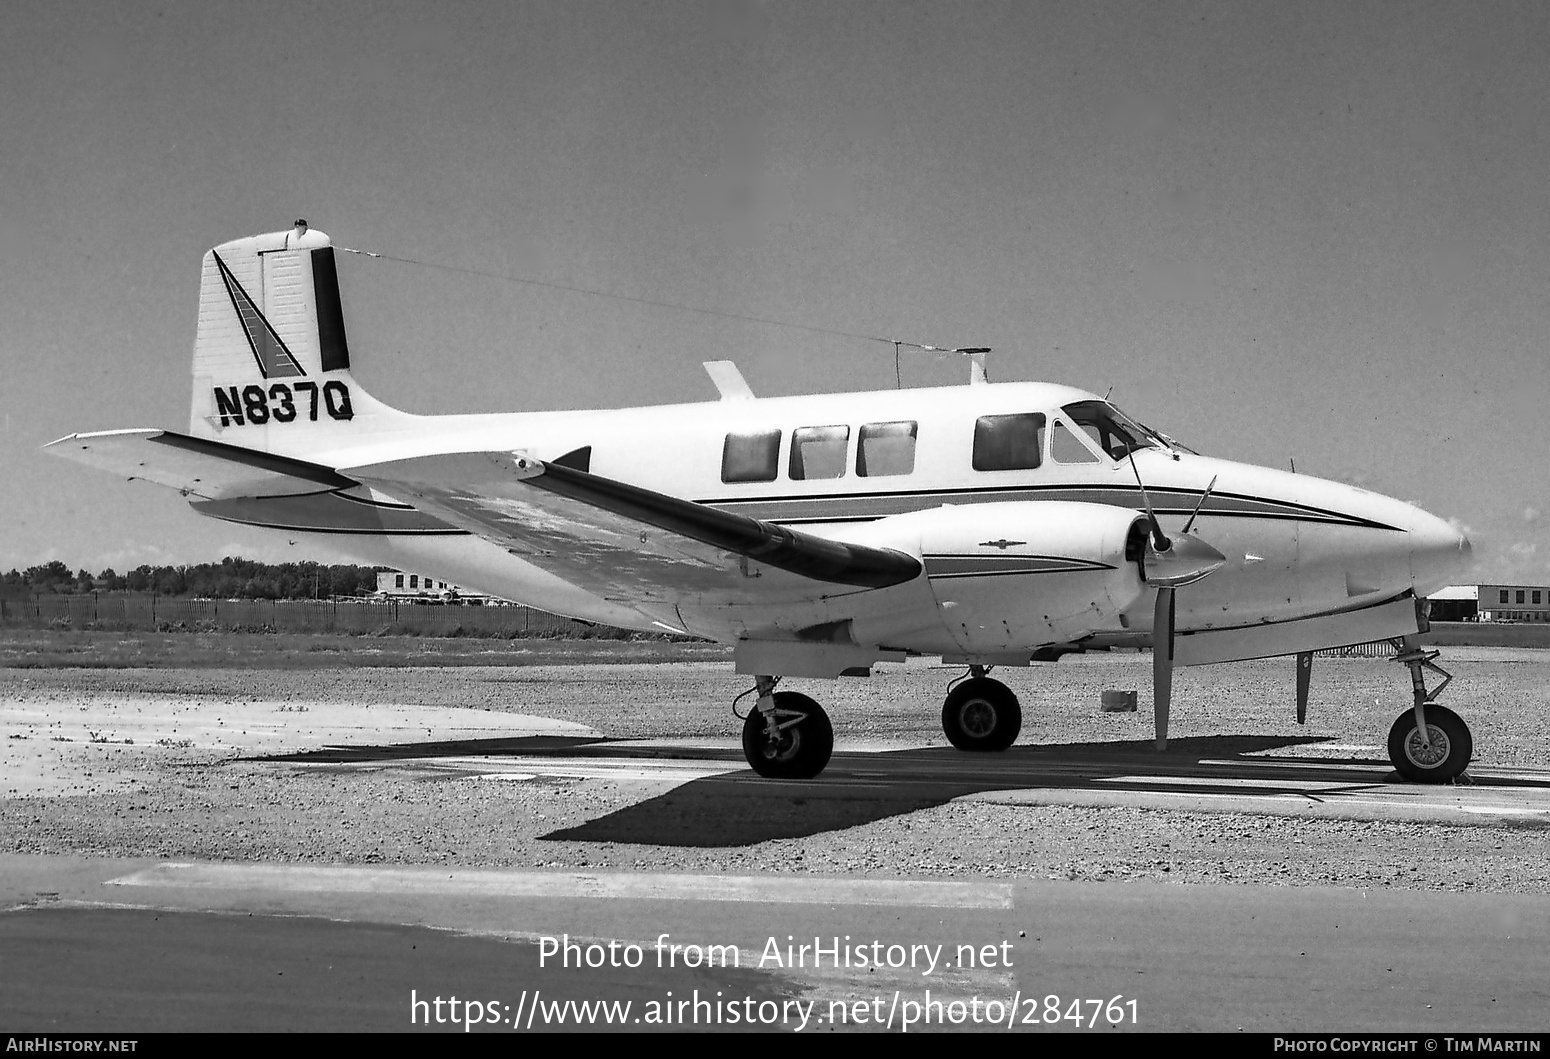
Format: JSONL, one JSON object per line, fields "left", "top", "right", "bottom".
{"left": 941, "top": 677, "right": 1022, "bottom": 751}
{"left": 1387, "top": 703, "right": 1472, "bottom": 783}
{"left": 742, "top": 691, "right": 834, "bottom": 779}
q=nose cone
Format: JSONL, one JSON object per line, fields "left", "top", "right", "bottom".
{"left": 1408, "top": 509, "right": 1473, "bottom": 595}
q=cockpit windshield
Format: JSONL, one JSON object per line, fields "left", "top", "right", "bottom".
{"left": 1060, "top": 401, "right": 1166, "bottom": 461}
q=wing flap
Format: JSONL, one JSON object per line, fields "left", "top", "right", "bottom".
{"left": 44, "top": 429, "right": 354, "bottom": 500}
{"left": 345, "top": 450, "right": 920, "bottom": 604}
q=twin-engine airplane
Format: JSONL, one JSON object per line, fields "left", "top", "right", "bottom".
{"left": 49, "top": 223, "right": 1476, "bottom": 782}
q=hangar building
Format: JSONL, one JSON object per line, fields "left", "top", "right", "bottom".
{"left": 1427, "top": 584, "right": 1550, "bottom": 623}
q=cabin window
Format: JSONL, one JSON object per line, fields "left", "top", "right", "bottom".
{"left": 395, "top": 574, "right": 404, "bottom": 588}
{"left": 857, "top": 421, "right": 917, "bottom": 477}
{"left": 1500, "top": 590, "right": 1510, "bottom": 604}
{"left": 973, "top": 413, "right": 1044, "bottom": 471}
{"left": 722, "top": 429, "right": 782, "bottom": 483}
{"left": 790, "top": 425, "right": 849, "bottom": 480}
{"left": 1050, "top": 419, "right": 1099, "bottom": 464}
{"left": 1517, "top": 590, "right": 1526, "bottom": 604}
{"left": 409, "top": 575, "right": 418, "bottom": 588}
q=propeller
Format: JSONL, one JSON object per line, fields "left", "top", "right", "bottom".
{"left": 1129, "top": 456, "right": 1227, "bottom": 750}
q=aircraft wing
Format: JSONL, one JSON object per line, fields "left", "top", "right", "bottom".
{"left": 45, "top": 429, "right": 353, "bottom": 500}
{"left": 344, "top": 451, "right": 922, "bottom": 605}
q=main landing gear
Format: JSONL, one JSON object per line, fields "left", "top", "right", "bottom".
{"left": 941, "top": 666, "right": 1022, "bottom": 752}
{"left": 1386, "top": 636, "right": 1471, "bottom": 783}
{"left": 740, "top": 676, "right": 834, "bottom": 779}
{"left": 736, "top": 665, "right": 1026, "bottom": 778}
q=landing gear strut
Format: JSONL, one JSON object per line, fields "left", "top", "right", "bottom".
{"left": 1386, "top": 635, "right": 1471, "bottom": 783}
{"left": 941, "top": 666, "right": 1022, "bottom": 751}
{"left": 740, "top": 676, "right": 834, "bottom": 779}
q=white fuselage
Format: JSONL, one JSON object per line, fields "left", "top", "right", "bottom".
{"left": 192, "top": 378, "right": 1471, "bottom": 666}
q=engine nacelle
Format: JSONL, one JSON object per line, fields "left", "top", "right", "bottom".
{"left": 842, "top": 502, "right": 1149, "bottom": 655}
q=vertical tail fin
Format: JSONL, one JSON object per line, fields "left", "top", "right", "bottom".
{"left": 190, "top": 221, "right": 413, "bottom": 449}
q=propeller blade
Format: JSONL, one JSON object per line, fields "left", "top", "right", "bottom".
{"left": 1180, "top": 475, "right": 1218, "bottom": 536}
{"left": 1153, "top": 586, "right": 1175, "bottom": 751}
{"left": 1128, "top": 452, "right": 1169, "bottom": 551}
{"left": 1296, "top": 651, "right": 1312, "bottom": 724}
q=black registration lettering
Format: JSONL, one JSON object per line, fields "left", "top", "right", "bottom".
{"left": 324, "top": 380, "right": 354, "bottom": 420}
{"left": 242, "top": 384, "right": 271, "bottom": 424}
{"left": 213, "top": 386, "right": 244, "bottom": 426}
{"left": 269, "top": 383, "right": 297, "bottom": 422}
{"left": 212, "top": 380, "right": 347, "bottom": 426}
{"left": 293, "top": 381, "right": 319, "bottom": 421}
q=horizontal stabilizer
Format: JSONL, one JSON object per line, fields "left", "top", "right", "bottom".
{"left": 45, "top": 429, "right": 354, "bottom": 501}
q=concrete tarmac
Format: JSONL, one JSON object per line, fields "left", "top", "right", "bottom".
{"left": 1, "top": 853, "right": 1547, "bottom": 1032}
{"left": 6, "top": 696, "right": 1550, "bottom": 1033}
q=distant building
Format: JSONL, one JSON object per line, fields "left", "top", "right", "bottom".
{"left": 374, "top": 571, "right": 499, "bottom": 603}
{"left": 1427, "top": 584, "right": 1550, "bottom": 623}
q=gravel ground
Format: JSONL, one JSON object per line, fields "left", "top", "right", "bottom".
{"left": 3, "top": 647, "right": 1548, "bottom": 894}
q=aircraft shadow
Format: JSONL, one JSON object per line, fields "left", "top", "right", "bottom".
{"left": 243, "top": 734, "right": 1550, "bottom": 848}
{"left": 539, "top": 735, "right": 1550, "bottom": 847}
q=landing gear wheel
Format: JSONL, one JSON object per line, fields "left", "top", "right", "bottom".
{"left": 941, "top": 678, "right": 1022, "bottom": 751}
{"left": 742, "top": 691, "right": 834, "bottom": 779}
{"left": 1387, "top": 704, "right": 1472, "bottom": 783}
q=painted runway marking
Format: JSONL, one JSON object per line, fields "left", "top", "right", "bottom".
{"left": 1094, "top": 774, "right": 1380, "bottom": 791}
{"left": 429, "top": 756, "right": 741, "bottom": 783}
{"left": 106, "top": 863, "right": 1014, "bottom": 908}
{"left": 1198, "top": 758, "right": 1391, "bottom": 772}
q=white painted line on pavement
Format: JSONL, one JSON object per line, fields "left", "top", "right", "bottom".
{"left": 105, "top": 863, "right": 1014, "bottom": 909}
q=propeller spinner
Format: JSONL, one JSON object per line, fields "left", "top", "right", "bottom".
{"left": 1129, "top": 458, "right": 1227, "bottom": 750}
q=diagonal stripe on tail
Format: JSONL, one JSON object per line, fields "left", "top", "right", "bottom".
{"left": 212, "top": 251, "right": 305, "bottom": 379}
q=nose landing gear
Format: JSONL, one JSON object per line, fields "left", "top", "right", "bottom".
{"left": 1386, "top": 635, "right": 1471, "bottom": 783}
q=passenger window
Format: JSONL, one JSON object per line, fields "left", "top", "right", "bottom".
{"left": 857, "top": 421, "right": 917, "bottom": 477}
{"left": 722, "top": 429, "right": 781, "bottom": 483}
{"left": 973, "top": 413, "right": 1044, "bottom": 471}
{"left": 1050, "top": 419, "right": 1099, "bottom": 464}
{"left": 790, "top": 425, "right": 849, "bottom": 480}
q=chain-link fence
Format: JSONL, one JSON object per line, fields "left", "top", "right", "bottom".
{"left": 0, "top": 594, "right": 626, "bottom": 638}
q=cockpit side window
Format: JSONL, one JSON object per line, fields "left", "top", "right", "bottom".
{"left": 1050, "top": 419, "right": 1100, "bottom": 464}
{"left": 972, "top": 413, "right": 1044, "bottom": 471}
{"left": 789, "top": 425, "right": 849, "bottom": 480}
{"left": 857, "top": 421, "right": 917, "bottom": 477}
{"left": 721, "top": 429, "right": 782, "bottom": 483}
{"left": 1060, "top": 401, "right": 1159, "bottom": 461}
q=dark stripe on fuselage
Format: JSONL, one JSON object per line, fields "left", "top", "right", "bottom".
{"left": 922, "top": 554, "right": 1115, "bottom": 579}
{"left": 701, "top": 483, "right": 1402, "bottom": 531}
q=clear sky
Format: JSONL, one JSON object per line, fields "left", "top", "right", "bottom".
{"left": 2, "top": 0, "right": 1546, "bottom": 581}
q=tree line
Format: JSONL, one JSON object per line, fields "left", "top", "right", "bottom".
{"left": 2, "top": 558, "right": 387, "bottom": 600}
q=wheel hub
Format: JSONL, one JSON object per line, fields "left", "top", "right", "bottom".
{"left": 958, "top": 699, "right": 998, "bottom": 739}
{"left": 1403, "top": 724, "right": 1451, "bottom": 769}
{"left": 761, "top": 728, "right": 800, "bottom": 761}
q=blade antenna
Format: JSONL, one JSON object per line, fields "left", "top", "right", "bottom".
{"left": 1180, "top": 475, "right": 1218, "bottom": 536}
{"left": 1128, "top": 451, "right": 1169, "bottom": 552}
